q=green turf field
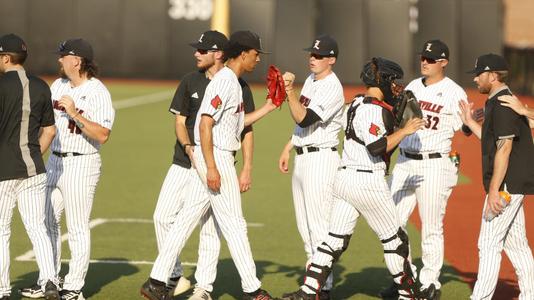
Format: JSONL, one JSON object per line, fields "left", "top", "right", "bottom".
{"left": 8, "top": 82, "right": 472, "bottom": 299}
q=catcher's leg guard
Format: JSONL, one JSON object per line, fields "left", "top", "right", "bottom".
{"left": 302, "top": 233, "right": 352, "bottom": 294}
{"left": 381, "top": 228, "right": 420, "bottom": 299}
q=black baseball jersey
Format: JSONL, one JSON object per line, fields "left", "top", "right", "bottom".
{"left": 169, "top": 70, "right": 255, "bottom": 168}
{"left": 0, "top": 70, "right": 55, "bottom": 181}
{"left": 481, "top": 86, "right": 534, "bottom": 194}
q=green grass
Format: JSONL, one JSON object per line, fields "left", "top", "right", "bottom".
{"left": 7, "top": 83, "right": 472, "bottom": 299}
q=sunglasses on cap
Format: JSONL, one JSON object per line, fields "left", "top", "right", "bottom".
{"left": 420, "top": 56, "right": 445, "bottom": 64}
{"left": 310, "top": 53, "right": 331, "bottom": 60}
{"left": 196, "top": 49, "right": 218, "bottom": 55}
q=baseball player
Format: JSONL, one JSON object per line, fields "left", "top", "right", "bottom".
{"left": 140, "top": 30, "right": 277, "bottom": 300}
{"left": 151, "top": 30, "right": 257, "bottom": 300}
{"left": 0, "top": 33, "right": 60, "bottom": 300}
{"left": 383, "top": 40, "right": 471, "bottom": 298}
{"left": 280, "top": 57, "right": 428, "bottom": 300}
{"left": 19, "top": 38, "right": 115, "bottom": 300}
{"left": 460, "top": 53, "right": 534, "bottom": 300}
{"left": 278, "top": 34, "right": 344, "bottom": 299}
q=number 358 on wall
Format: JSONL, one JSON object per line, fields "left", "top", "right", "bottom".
{"left": 168, "top": 0, "right": 213, "bottom": 20}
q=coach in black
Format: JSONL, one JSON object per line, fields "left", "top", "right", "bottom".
{"left": 0, "top": 34, "right": 59, "bottom": 299}
{"left": 460, "top": 53, "right": 534, "bottom": 300}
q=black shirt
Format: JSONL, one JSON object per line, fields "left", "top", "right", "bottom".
{"left": 0, "top": 70, "right": 55, "bottom": 181}
{"left": 168, "top": 70, "right": 255, "bottom": 168}
{"left": 481, "top": 86, "right": 534, "bottom": 194}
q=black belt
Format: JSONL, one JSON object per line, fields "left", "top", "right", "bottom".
{"left": 295, "top": 146, "right": 337, "bottom": 155}
{"left": 341, "top": 166, "right": 373, "bottom": 173}
{"left": 52, "top": 151, "right": 84, "bottom": 157}
{"left": 400, "top": 149, "right": 441, "bottom": 160}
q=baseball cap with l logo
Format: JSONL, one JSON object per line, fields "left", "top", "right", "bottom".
{"left": 229, "top": 30, "right": 270, "bottom": 54}
{"left": 189, "top": 30, "right": 228, "bottom": 51}
{"left": 420, "top": 39, "right": 449, "bottom": 60}
{"left": 56, "top": 38, "right": 94, "bottom": 61}
{"left": 304, "top": 34, "right": 338, "bottom": 57}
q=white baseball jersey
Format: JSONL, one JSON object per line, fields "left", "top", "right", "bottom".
{"left": 194, "top": 67, "right": 244, "bottom": 152}
{"left": 341, "top": 96, "right": 391, "bottom": 172}
{"left": 50, "top": 78, "right": 115, "bottom": 153}
{"left": 291, "top": 72, "right": 344, "bottom": 147}
{"left": 400, "top": 76, "right": 466, "bottom": 153}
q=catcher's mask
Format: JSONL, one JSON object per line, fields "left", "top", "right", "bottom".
{"left": 360, "top": 57, "right": 404, "bottom": 106}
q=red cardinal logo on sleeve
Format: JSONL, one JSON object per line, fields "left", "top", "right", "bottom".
{"left": 369, "top": 123, "right": 382, "bottom": 136}
{"left": 210, "top": 95, "right": 222, "bottom": 109}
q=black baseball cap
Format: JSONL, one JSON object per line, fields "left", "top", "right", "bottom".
{"left": 189, "top": 30, "right": 228, "bottom": 51}
{"left": 467, "top": 53, "right": 508, "bottom": 76}
{"left": 304, "top": 34, "right": 338, "bottom": 57}
{"left": 0, "top": 33, "right": 27, "bottom": 54}
{"left": 228, "top": 30, "right": 270, "bottom": 54}
{"left": 56, "top": 38, "right": 94, "bottom": 61}
{"left": 420, "top": 39, "right": 449, "bottom": 60}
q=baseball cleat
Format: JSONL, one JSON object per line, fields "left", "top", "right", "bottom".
{"left": 419, "top": 284, "right": 439, "bottom": 300}
{"left": 319, "top": 290, "right": 331, "bottom": 300}
{"left": 19, "top": 284, "right": 44, "bottom": 298}
{"left": 168, "top": 276, "right": 192, "bottom": 296}
{"left": 44, "top": 281, "right": 60, "bottom": 300}
{"left": 187, "top": 287, "right": 212, "bottom": 300}
{"left": 59, "top": 290, "right": 84, "bottom": 300}
{"left": 279, "top": 289, "right": 316, "bottom": 300}
{"left": 140, "top": 279, "right": 171, "bottom": 300}
{"left": 243, "top": 288, "right": 275, "bottom": 300}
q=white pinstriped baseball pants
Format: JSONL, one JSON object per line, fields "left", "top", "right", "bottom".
{"left": 45, "top": 153, "right": 101, "bottom": 291}
{"left": 0, "top": 174, "right": 57, "bottom": 297}
{"left": 302, "top": 168, "right": 413, "bottom": 297}
{"left": 150, "top": 149, "right": 261, "bottom": 293}
{"left": 153, "top": 163, "right": 221, "bottom": 291}
{"left": 292, "top": 150, "right": 339, "bottom": 290}
{"left": 389, "top": 155, "right": 458, "bottom": 289}
{"left": 471, "top": 194, "right": 534, "bottom": 300}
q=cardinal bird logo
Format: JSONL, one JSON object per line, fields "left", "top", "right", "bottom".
{"left": 211, "top": 95, "right": 222, "bottom": 109}
{"left": 369, "top": 123, "right": 382, "bottom": 136}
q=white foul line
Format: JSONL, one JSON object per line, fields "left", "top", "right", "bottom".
{"left": 15, "top": 217, "right": 264, "bottom": 266}
{"left": 113, "top": 90, "right": 175, "bottom": 110}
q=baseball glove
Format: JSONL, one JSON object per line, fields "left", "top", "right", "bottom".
{"left": 266, "top": 65, "right": 286, "bottom": 107}
{"left": 393, "top": 90, "right": 423, "bottom": 127}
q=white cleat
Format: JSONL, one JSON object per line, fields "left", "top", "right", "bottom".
{"left": 169, "top": 276, "right": 192, "bottom": 296}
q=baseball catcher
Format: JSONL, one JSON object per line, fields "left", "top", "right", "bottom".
{"left": 266, "top": 65, "right": 286, "bottom": 107}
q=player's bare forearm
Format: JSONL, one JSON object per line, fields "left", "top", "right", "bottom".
{"left": 489, "top": 139, "right": 512, "bottom": 194}
{"left": 71, "top": 113, "right": 111, "bottom": 144}
{"left": 465, "top": 120, "right": 482, "bottom": 139}
{"left": 386, "top": 118, "right": 425, "bottom": 152}
{"left": 244, "top": 103, "right": 275, "bottom": 126}
{"left": 286, "top": 89, "right": 306, "bottom": 123}
{"left": 39, "top": 125, "right": 56, "bottom": 154}
{"left": 199, "top": 116, "right": 217, "bottom": 170}
{"left": 241, "top": 130, "right": 254, "bottom": 171}
{"left": 175, "top": 115, "right": 192, "bottom": 146}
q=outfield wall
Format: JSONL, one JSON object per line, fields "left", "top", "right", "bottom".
{"left": 0, "top": 0, "right": 501, "bottom": 87}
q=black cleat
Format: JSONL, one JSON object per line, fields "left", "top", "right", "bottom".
{"left": 280, "top": 289, "right": 316, "bottom": 300}
{"left": 44, "top": 281, "right": 60, "bottom": 300}
{"left": 420, "top": 284, "right": 439, "bottom": 300}
{"left": 140, "top": 279, "right": 171, "bottom": 300}
{"left": 243, "top": 289, "right": 274, "bottom": 300}
{"left": 319, "top": 290, "right": 330, "bottom": 300}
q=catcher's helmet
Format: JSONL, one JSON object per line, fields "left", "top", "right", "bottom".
{"left": 360, "top": 57, "right": 404, "bottom": 105}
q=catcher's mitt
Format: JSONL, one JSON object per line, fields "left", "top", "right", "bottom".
{"left": 266, "top": 65, "right": 286, "bottom": 107}
{"left": 393, "top": 90, "right": 423, "bottom": 127}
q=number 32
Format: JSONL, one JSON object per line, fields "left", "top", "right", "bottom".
{"left": 425, "top": 114, "right": 440, "bottom": 130}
